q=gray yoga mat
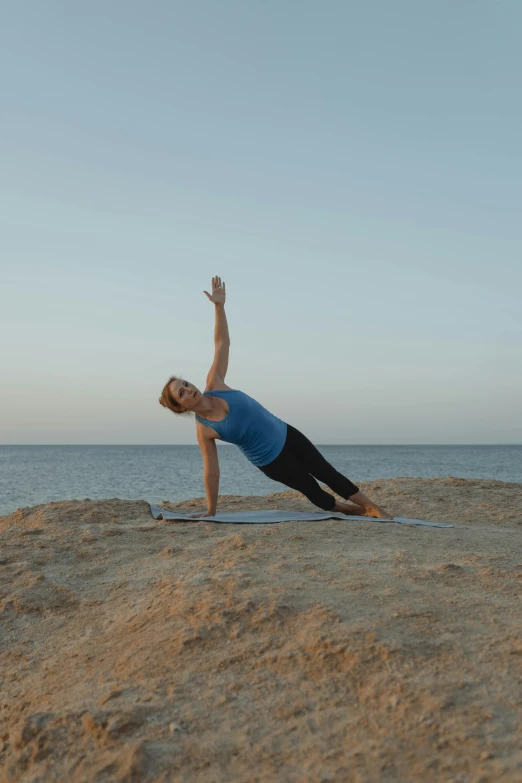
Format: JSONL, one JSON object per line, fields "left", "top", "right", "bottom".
{"left": 149, "top": 504, "right": 453, "bottom": 528}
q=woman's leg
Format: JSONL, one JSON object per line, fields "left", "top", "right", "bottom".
{"left": 284, "top": 424, "right": 393, "bottom": 519}
{"left": 259, "top": 452, "right": 388, "bottom": 517}
{"left": 258, "top": 447, "right": 339, "bottom": 512}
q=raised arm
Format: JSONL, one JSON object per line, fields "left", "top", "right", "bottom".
{"left": 204, "top": 276, "right": 230, "bottom": 387}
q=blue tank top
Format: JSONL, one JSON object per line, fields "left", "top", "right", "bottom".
{"left": 195, "top": 389, "right": 287, "bottom": 467}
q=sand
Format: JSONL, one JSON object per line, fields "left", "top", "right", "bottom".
{"left": 1, "top": 476, "right": 521, "bottom": 783}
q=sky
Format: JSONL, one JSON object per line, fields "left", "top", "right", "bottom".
{"left": 1, "top": 0, "right": 521, "bottom": 445}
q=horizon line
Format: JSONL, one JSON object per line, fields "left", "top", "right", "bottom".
{"left": 1, "top": 443, "right": 521, "bottom": 448}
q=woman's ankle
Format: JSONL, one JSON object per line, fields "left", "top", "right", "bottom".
{"left": 334, "top": 500, "right": 366, "bottom": 516}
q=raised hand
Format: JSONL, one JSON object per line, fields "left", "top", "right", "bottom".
{"left": 203, "top": 276, "right": 226, "bottom": 305}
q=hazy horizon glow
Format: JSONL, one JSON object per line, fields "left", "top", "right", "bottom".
{"left": 1, "top": 1, "right": 521, "bottom": 445}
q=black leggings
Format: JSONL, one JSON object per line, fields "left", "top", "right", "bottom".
{"left": 257, "top": 423, "right": 360, "bottom": 511}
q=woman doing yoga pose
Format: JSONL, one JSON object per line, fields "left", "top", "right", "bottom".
{"left": 159, "top": 277, "right": 392, "bottom": 520}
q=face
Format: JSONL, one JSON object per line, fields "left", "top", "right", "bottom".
{"left": 169, "top": 379, "right": 201, "bottom": 410}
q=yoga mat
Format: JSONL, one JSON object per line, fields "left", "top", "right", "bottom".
{"left": 149, "top": 504, "right": 453, "bottom": 528}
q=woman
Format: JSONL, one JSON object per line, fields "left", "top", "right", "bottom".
{"left": 159, "top": 276, "right": 392, "bottom": 520}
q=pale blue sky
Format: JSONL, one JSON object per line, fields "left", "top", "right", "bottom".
{"left": 1, "top": 0, "right": 521, "bottom": 445}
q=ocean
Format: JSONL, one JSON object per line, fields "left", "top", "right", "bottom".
{"left": 0, "top": 444, "right": 520, "bottom": 518}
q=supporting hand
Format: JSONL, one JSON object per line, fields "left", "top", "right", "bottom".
{"left": 203, "top": 276, "right": 226, "bottom": 305}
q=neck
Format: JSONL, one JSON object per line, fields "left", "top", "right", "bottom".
{"left": 192, "top": 393, "right": 215, "bottom": 417}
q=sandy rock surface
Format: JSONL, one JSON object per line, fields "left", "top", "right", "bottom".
{"left": 1, "top": 477, "right": 521, "bottom": 782}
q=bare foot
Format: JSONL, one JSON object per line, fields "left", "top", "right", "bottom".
{"left": 334, "top": 500, "right": 394, "bottom": 519}
{"left": 364, "top": 505, "right": 393, "bottom": 519}
{"left": 334, "top": 500, "right": 367, "bottom": 516}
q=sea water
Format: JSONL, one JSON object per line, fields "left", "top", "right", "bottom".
{"left": 0, "top": 444, "right": 520, "bottom": 517}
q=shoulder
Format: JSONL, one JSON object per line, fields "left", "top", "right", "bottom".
{"left": 196, "top": 419, "right": 219, "bottom": 442}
